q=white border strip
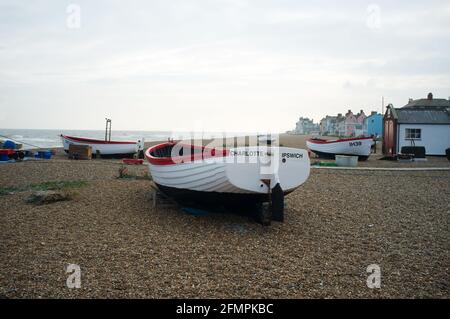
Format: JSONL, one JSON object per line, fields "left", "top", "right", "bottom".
{"left": 311, "top": 166, "right": 450, "bottom": 171}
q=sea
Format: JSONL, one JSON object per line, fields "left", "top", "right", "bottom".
{"left": 0, "top": 129, "right": 249, "bottom": 149}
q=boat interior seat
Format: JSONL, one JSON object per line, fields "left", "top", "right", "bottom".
{"left": 150, "top": 143, "right": 205, "bottom": 159}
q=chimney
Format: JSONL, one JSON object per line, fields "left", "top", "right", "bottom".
{"left": 338, "top": 113, "right": 342, "bottom": 117}
{"left": 427, "top": 92, "right": 433, "bottom": 100}
{"left": 408, "top": 98, "right": 413, "bottom": 103}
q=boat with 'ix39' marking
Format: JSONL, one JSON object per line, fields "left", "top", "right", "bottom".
{"left": 306, "top": 136, "right": 374, "bottom": 161}
{"left": 145, "top": 139, "right": 310, "bottom": 224}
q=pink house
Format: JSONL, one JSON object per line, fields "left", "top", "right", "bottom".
{"left": 356, "top": 110, "right": 366, "bottom": 124}
{"left": 338, "top": 110, "right": 367, "bottom": 137}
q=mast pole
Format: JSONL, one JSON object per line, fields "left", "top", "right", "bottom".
{"left": 105, "top": 118, "right": 112, "bottom": 141}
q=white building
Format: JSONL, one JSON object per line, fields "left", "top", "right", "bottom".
{"left": 320, "top": 115, "right": 341, "bottom": 136}
{"left": 383, "top": 93, "right": 450, "bottom": 156}
{"left": 294, "top": 117, "right": 319, "bottom": 135}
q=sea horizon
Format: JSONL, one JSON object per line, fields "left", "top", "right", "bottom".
{"left": 0, "top": 128, "right": 272, "bottom": 149}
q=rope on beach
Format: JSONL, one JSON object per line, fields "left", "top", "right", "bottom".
{"left": 15, "top": 158, "right": 150, "bottom": 168}
{"left": 0, "top": 134, "right": 45, "bottom": 149}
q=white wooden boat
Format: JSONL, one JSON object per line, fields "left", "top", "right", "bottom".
{"left": 61, "top": 135, "right": 144, "bottom": 156}
{"left": 306, "top": 136, "right": 373, "bottom": 161}
{"left": 145, "top": 141, "right": 310, "bottom": 224}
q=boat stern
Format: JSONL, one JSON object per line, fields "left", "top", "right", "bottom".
{"left": 225, "top": 146, "right": 310, "bottom": 194}
{"left": 60, "top": 135, "right": 70, "bottom": 151}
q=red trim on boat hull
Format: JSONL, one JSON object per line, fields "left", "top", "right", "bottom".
{"left": 307, "top": 136, "right": 373, "bottom": 144}
{"left": 145, "top": 142, "right": 229, "bottom": 166}
{"left": 61, "top": 135, "right": 137, "bottom": 145}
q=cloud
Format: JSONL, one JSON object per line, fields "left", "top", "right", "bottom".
{"left": 0, "top": 0, "right": 449, "bottom": 131}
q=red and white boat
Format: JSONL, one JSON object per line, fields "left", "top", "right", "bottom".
{"left": 145, "top": 141, "right": 310, "bottom": 224}
{"left": 61, "top": 135, "right": 144, "bottom": 157}
{"left": 306, "top": 136, "right": 373, "bottom": 161}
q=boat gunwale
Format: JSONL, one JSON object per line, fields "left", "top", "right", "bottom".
{"left": 307, "top": 136, "right": 374, "bottom": 145}
{"left": 61, "top": 134, "right": 137, "bottom": 145}
{"left": 145, "top": 142, "right": 229, "bottom": 166}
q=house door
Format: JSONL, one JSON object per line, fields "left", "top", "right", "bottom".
{"left": 383, "top": 119, "right": 396, "bottom": 156}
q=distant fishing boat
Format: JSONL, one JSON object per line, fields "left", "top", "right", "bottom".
{"left": 306, "top": 136, "right": 373, "bottom": 161}
{"left": 61, "top": 118, "right": 144, "bottom": 157}
{"left": 145, "top": 140, "right": 310, "bottom": 224}
{"left": 61, "top": 135, "right": 143, "bottom": 156}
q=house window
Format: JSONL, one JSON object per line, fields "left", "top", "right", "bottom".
{"left": 405, "top": 128, "right": 421, "bottom": 140}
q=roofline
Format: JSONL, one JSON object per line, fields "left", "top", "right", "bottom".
{"left": 402, "top": 98, "right": 450, "bottom": 108}
{"left": 389, "top": 106, "right": 450, "bottom": 124}
{"left": 397, "top": 122, "right": 450, "bottom": 125}
{"left": 390, "top": 107, "right": 398, "bottom": 119}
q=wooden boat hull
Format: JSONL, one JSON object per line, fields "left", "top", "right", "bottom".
{"left": 306, "top": 137, "right": 373, "bottom": 160}
{"left": 61, "top": 135, "right": 141, "bottom": 156}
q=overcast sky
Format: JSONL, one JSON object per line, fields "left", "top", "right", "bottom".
{"left": 0, "top": 0, "right": 449, "bottom": 132}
